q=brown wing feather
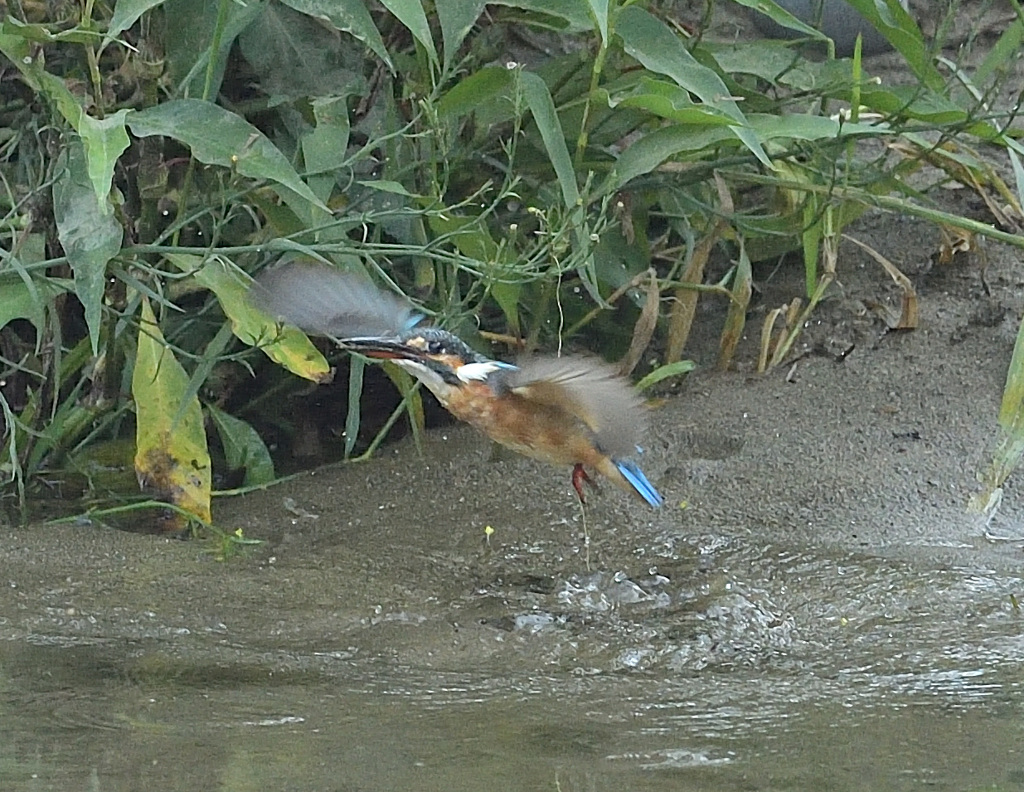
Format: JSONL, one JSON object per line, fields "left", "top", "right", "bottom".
{"left": 505, "top": 356, "right": 647, "bottom": 458}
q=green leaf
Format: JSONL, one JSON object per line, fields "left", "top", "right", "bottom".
{"left": 727, "top": 0, "right": 826, "bottom": 40}
{"left": 344, "top": 356, "right": 365, "bottom": 458}
{"left": 378, "top": 0, "right": 437, "bottom": 65}
{"left": 609, "top": 77, "right": 738, "bottom": 126}
{"left": 78, "top": 110, "right": 130, "bottom": 213}
{"left": 280, "top": 0, "right": 394, "bottom": 72}
{"left": 438, "top": 66, "right": 514, "bottom": 120}
{"left": 302, "top": 97, "right": 352, "bottom": 175}
{"left": 52, "top": 138, "right": 123, "bottom": 355}
{"left": 585, "top": 0, "right": 608, "bottom": 44}
{"left": 615, "top": 5, "right": 771, "bottom": 169}
{"left": 488, "top": 281, "right": 522, "bottom": 336}
{"left": 635, "top": 360, "right": 695, "bottom": 391}
{"left": 238, "top": 2, "right": 366, "bottom": 103}
{"left": 108, "top": 0, "right": 169, "bottom": 38}
{"left": 0, "top": 273, "right": 73, "bottom": 335}
{"left": 521, "top": 70, "right": 579, "bottom": 209}
{"left": 436, "top": 0, "right": 485, "bottom": 72}
{"left": 356, "top": 179, "right": 420, "bottom": 197}
{"left": 842, "top": 0, "right": 941, "bottom": 91}
{"left": 126, "top": 99, "right": 328, "bottom": 213}
{"left": 164, "top": 253, "right": 333, "bottom": 383}
{"left": 208, "top": 404, "right": 276, "bottom": 486}
{"left": 163, "top": 0, "right": 265, "bottom": 99}
{"left": 490, "top": 0, "right": 593, "bottom": 31}
{"left": 975, "top": 14, "right": 1024, "bottom": 85}
{"left": 608, "top": 124, "right": 733, "bottom": 191}
{"left": 133, "top": 298, "right": 212, "bottom": 525}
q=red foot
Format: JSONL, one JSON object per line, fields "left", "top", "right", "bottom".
{"left": 571, "top": 464, "right": 596, "bottom": 504}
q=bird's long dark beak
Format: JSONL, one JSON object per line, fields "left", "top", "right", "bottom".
{"left": 342, "top": 337, "right": 427, "bottom": 362}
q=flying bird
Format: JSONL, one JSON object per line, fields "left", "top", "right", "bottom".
{"left": 250, "top": 262, "right": 663, "bottom": 507}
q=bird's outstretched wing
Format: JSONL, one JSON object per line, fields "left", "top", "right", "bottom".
{"left": 250, "top": 261, "right": 421, "bottom": 339}
{"left": 498, "top": 356, "right": 648, "bottom": 459}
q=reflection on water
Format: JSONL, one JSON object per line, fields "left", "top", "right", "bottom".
{"left": 2, "top": 538, "right": 1023, "bottom": 792}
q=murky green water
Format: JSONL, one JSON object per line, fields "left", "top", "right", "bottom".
{"left": 2, "top": 522, "right": 1022, "bottom": 792}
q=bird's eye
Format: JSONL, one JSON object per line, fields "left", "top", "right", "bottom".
{"left": 427, "top": 340, "right": 444, "bottom": 355}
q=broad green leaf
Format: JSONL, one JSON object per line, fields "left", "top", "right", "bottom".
{"left": 490, "top": 0, "right": 593, "bottom": 31}
{"left": 207, "top": 404, "right": 276, "bottom": 486}
{"left": 521, "top": 70, "right": 579, "bottom": 209}
{"left": 609, "top": 78, "right": 739, "bottom": 126}
{"left": 52, "top": 138, "right": 123, "bottom": 355}
{"left": 727, "top": 0, "right": 826, "bottom": 40}
{"left": 108, "top": 0, "right": 169, "bottom": 38}
{"left": 78, "top": 110, "right": 130, "bottom": 213}
{"left": 126, "top": 99, "right": 329, "bottom": 213}
{"left": 164, "top": 253, "right": 333, "bottom": 383}
{"left": 302, "top": 97, "right": 352, "bottom": 175}
{"left": 133, "top": 298, "right": 212, "bottom": 526}
{"left": 437, "top": 66, "right": 514, "bottom": 120}
{"left": 238, "top": 2, "right": 366, "bottom": 103}
{"left": 378, "top": 0, "right": 437, "bottom": 65}
{"left": 748, "top": 113, "right": 888, "bottom": 140}
{"left": 163, "top": 0, "right": 265, "bottom": 99}
{"left": 280, "top": 0, "right": 394, "bottom": 72}
{"left": 616, "top": 5, "right": 772, "bottom": 169}
{"left": 8, "top": 56, "right": 129, "bottom": 211}
{"left": 428, "top": 213, "right": 499, "bottom": 261}
{"left": 608, "top": 124, "right": 735, "bottom": 191}
{"left": 0, "top": 273, "right": 73, "bottom": 335}
{"left": 436, "top": 0, "right": 485, "bottom": 72}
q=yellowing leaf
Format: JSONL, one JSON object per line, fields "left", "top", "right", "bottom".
{"left": 133, "top": 298, "right": 212, "bottom": 528}
{"left": 165, "top": 253, "right": 332, "bottom": 383}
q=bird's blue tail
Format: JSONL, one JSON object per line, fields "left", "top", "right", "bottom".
{"left": 615, "top": 460, "right": 664, "bottom": 508}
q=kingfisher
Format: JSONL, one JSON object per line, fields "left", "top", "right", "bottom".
{"left": 251, "top": 261, "right": 664, "bottom": 508}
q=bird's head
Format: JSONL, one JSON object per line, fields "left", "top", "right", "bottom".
{"left": 345, "top": 327, "right": 510, "bottom": 395}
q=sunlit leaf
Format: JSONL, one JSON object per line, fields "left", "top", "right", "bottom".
{"left": 164, "top": 253, "right": 333, "bottom": 383}
{"left": 133, "top": 298, "right": 212, "bottom": 527}
{"left": 52, "top": 138, "right": 123, "bottom": 355}
{"left": 207, "top": 404, "right": 276, "bottom": 486}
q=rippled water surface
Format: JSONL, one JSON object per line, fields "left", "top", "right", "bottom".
{"left": 2, "top": 521, "right": 1022, "bottom": 792}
